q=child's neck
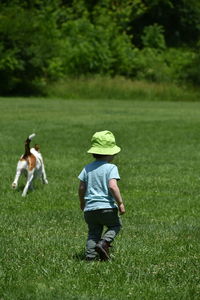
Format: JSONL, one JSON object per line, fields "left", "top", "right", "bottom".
{"left": 95, "top": 155, "right": 114, "bottom": 163}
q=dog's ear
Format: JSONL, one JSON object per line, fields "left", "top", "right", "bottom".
{"left": 34, "top": 144, "right": 40, "bottom": 151}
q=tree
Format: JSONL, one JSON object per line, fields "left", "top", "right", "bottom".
{"left": 130, "top": 0, "right": 200, "bottom": 47}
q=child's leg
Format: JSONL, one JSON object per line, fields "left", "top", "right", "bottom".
{"left": 103, "top": 225, "right": 121, "bottom": 242}
{"left": 100, "top": 208, "right": 122, "bottom": 243}
{"left": 95, "top": 209, "right": 121, "bottom": 260}
{"left": 84, "top": 211, "right": 103, "bottom": 259}
{"left": 86, "top": 223, "right": 103, "bottom": 259}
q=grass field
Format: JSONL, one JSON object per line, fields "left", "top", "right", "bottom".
{"left": 0, "top": 96, "right": 200, "bottom": 299}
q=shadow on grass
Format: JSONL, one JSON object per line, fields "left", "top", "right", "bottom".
{"left": 12, "top": 185, "right": 35, "bottom": 196}
{"left": 72, "top": 251, "right": 86, "bottom": 261}
{"left": 72, "top": 251, "right": 112, "bottom": 263}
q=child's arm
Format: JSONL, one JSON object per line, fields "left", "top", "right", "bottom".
{"left": 78, "top": 180, "right": 86, "bottom": 211}
{"left": 108, "top": 179, "right": 125, "bottom": 215}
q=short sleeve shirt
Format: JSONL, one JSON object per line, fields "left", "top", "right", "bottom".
{"left": 78, "top": 160, "right": 120, "bottom": 211}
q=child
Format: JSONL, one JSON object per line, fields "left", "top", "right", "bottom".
{"left": 78, "top": 130, "right": 125, "bottom": 261}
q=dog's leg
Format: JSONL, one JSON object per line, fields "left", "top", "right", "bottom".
{"left": 22, "top": 170, "right": 34, "bottom": 197}
{"left": 12, "top": 160, "right": 27, "bottom": 189}
{"left": 41, "top": 162, "right": 48, "bottom": 184}
{"left": 22, "top": 154, "right": 36, "bottom": 197}
{"left": 29, "top": 180, "right": 34, "bottom": 190}
{"left": 12, "top": 168, "right": 21, "bottom": 189}
{"left": 38, "top": 155, "right": 48, "bottom": 184}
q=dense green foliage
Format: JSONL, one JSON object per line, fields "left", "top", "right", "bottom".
{"left": 0, "top": 0, "right": 200, "bottom": 95}
{"left": 1, "top": 97, "right": 200, "bottom": 299}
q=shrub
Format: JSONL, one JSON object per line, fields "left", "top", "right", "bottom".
{"left": 141, "top": 24, "right": 166, "bottom": 50}
{"left": 61, "top": 18, "right": 113, "bottom": 75}
{"left": 0, "top": 3, "right": 62, "bottom": 95}
{"left": 180, "top": 42, "right": 200, "bottom": 85}
{"left": 163, "top": 48, "right": 196, "bottom": 83}
{"left": 131, "top": 47, "right": 195, "bottom": 84}
{"left": 131, "top": 48, "right": 171, "bottom": 82}
{"left": 60, "top": 17, "right": 136, "bottom": 77}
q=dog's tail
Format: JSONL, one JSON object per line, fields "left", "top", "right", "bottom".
{"left": 23, "top": 133, "right": 36, "bottom": 158}
{"left": 29, "top": 133, "right": 36, "bottom": 140}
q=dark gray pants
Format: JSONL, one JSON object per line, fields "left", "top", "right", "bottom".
{"left": 84, "top": 208, "right": 122, "bottom": 259}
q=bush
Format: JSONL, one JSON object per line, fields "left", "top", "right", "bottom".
{"left": 61, "top": 18, "right": 113, "bottom": 75}
{"left": 0, "top": 3, "right": 62, "bottom": 95}
{"left": 60, "top": 17, "right": 136, "bottom": 77}
{"left": 0, "top": 2, "right": 137, "bottom": 94}
{"left": 141, "top": 24, "right": 166, "bottom": 50}
{"left": 180, "top": 43, "right": 200, "bottom": 85}
{"left": 163, "top": 48, "right": 196, "bottom": 83}
{"left": 131, "top": 48, "right": 171, "bottom": 82}
{"left": 130, "top": 47, "right": 195, "bottom": 84}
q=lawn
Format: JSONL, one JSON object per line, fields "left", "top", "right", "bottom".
{"left": 0, "top": 97, "right": 200, "bottom": 299}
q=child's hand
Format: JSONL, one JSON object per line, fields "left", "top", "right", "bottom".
{"left": 80, "top": 202, "right": 85, "bottom": 211}
{"left": 119, "top": 203, "right": 125, "bottom": 215}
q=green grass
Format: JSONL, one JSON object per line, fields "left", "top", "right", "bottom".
{"left": 46, "top": 76, "right": 200, "bottom": 102}
{"left": 0, "top": 96, "right": 200, "bottom": 299}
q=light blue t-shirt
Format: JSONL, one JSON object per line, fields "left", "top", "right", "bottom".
{"left": 78, "top": 160, "right": 120, "bottom": 211}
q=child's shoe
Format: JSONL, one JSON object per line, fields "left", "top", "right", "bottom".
{"left": 95, "top": 240, "right": 111, "bottom": 261}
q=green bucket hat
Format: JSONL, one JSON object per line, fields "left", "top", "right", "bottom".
{"left": 87, "top": 130, "right": 121, "bottom": 155}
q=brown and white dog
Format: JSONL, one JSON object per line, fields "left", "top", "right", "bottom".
{"left": 12, "top": 133, "right": 48, "bottom": 197}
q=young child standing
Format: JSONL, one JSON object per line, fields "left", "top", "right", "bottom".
{"left": 78, "top": 130, "right": 125, "bottom": 261}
